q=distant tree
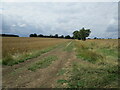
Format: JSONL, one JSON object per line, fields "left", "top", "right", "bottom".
{"left": 38, "top": 34, "right": 43, "bottom": 37}
{"left": 73, "top": 27, "right": 91, "bottom": 41}
{"left": 29, "top": 33, "right": 37, "bottom": 37}
{"left": 49, "top": 34, "right": 53, "bottom": 38}
{"left": 30, "top": 34, "right": 34, "bottom": 37}
{"left": 65, "top": 35, "right": 71, "bottom": 39}
{"left": 87, "top": 38, "right": 91, "bottom": 39}
{"left": 59, "top": 35, "right": 64, "bottom": 38}
{"left": 94, "top": 37, "right": 97, "bottom": 39}
{"left": 54, "top": 34, "right": 58, "bottom": 38}
{"left": 0, "top": 34, "right": 19, "bottom": 37}
{"left": 34, "top": 33, "right": 37, "bottom": 37}
{"left": 79, "top": 27, "right": 91, "bottom": 41}
{"left": 73, "top": 30, "right": 79, "bottom": 39}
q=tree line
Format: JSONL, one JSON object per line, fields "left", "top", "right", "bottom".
{"left": 2, "top": 27, "right": 115, "bottom": 40}
{"left": 30, "top": 27, "right": 91, "bottom": 41}
{"left": 0, "top": 34, "right": 19, "bottom": 37}
{"left": 29, "top": 33, "right": 73, "bottom": 39}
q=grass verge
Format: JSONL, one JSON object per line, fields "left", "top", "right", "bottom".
{"left": 75, "top": 40, "right": 103, "bottom": 63}
{"left": 67, "top": 61, "right": 118, "bottom": 88}
{"left": 28, "top": 55, "right": 58, "bottom": 71}
{"left": 57, "top": 39, "right": 118, "bottom": 88}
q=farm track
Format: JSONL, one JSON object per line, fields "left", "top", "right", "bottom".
{"left": 2, "top": 40, "right": 77, "bottom": 88}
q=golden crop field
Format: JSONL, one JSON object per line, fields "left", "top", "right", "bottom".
{"left": 2, "top": 37, "right": 70, "bottom": 56}
{"left": 2, "top": 37, "right": 70, "bottom": 65}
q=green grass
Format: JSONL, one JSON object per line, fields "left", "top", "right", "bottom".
{"left": 64, "top": 41, "right": 74, "bottom": 52}
{"left": 28, "top": 55, "right": 58, "bottom": 71}
{"left": 98, "top": 48, "right": 118, "bottom": 58}
{"left": 62, "top": 62, "right": 118, "bottom": 88}
{"left": 76, "top": 50, "right": 103, "bottom": 63}
{"left": 57, "top": 40, "right": 118, "bottom": 88}
{"left": 75, "top": 41, "right": 103, "bottom": 63}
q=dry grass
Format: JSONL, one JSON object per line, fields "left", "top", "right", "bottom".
{"left": 2, "top": 37, "right": 70, "bottom": 65}
{"left": 2, "top": 37, "right": 70, "bottom": 56}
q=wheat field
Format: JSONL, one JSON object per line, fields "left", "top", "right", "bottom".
{"left": 2, "top": 37, "right": 70, "bottom": 56}
{"left": 2, "top": 37, "right": 70, "bottom": 65}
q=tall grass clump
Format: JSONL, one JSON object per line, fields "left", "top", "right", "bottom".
{"left": 2, "top": 54, "right": 14, "bottom": 65}
{"left": 75, "top": 40, "right": 103, "bottom": 63}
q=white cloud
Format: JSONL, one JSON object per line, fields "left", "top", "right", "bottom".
{"left": 18, "top": 23, "right": 26, "bottom": 27}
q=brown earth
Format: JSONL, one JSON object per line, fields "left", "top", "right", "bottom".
{"left": 2, "top": 40, "right": 79, "bottom": 88}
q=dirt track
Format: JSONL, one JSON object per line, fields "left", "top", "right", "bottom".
{"left": 3, "top": 40, "right": 78, "bottom": 88}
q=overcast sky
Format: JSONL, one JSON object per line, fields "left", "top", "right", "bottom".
{"left": 1, "top": 1, "right": 118, "bottom": 38}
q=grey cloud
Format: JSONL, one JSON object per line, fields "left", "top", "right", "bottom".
{"left": 1, "top": 2, "right": 118, "bottom": 38}
{"left": 2, "top": 15, "right": 44, "bottom": 36}
{"left": 106, "top": 25, "right": 117, "bottom": 32}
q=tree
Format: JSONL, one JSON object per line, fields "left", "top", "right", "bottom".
{"left": 29, "top": 33, "right": 37, "bottom": 37}
{"left": 0, "top": 34, "right": 19, "bottom": 37}
{"left": 33, "top": 33, "right": 37, "bottom": 37}
{"left": 73, "top": 30, "right": 79, "bottom": 39}
{"left": 65, "top": 35, "right": 71, "bottom": 39}
{"left": 30, "top": 34, "right": 34, "bottom": 37}
{"left": 54, "top": 34, "right": 58, "bottom": 38}
{"left": 38, "top": 34, "right": 43, "bottom": 37}
{"left": 79, "top": 28, "right": 91, "bottom": 41}
{"left": 73, "top": 27, "right": 91, "bottom": 41}
{"left": 59, "top": 35, "right": 64, "bottom": 38}
{"left": 94, "top": 37, "right": 97, "bottom": 39}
